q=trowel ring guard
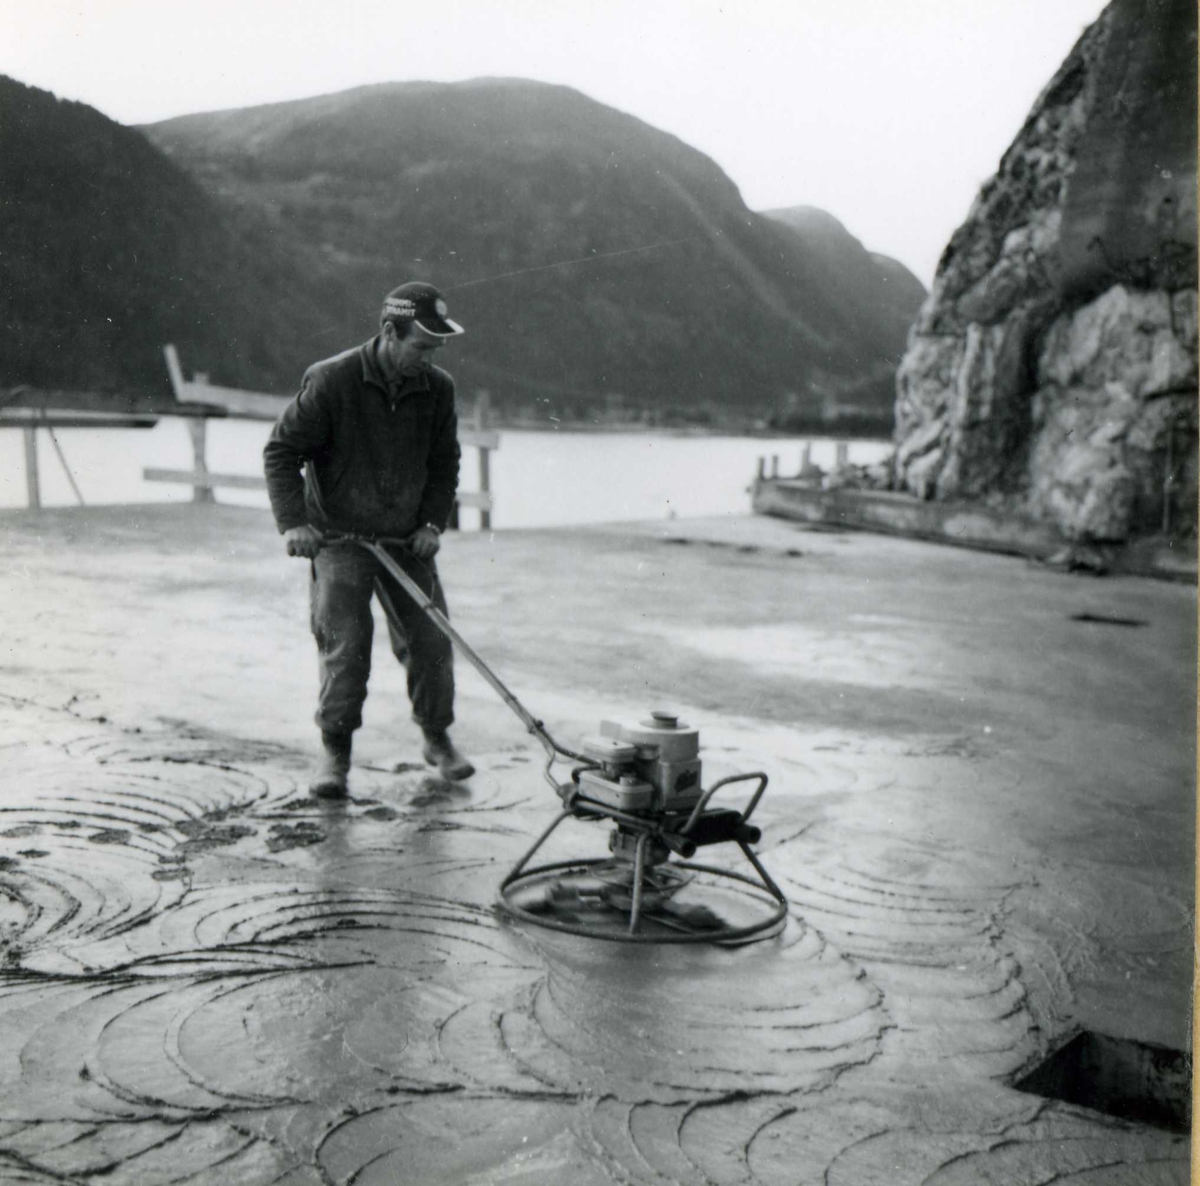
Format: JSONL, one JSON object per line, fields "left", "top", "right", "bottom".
{"left": 499, "top": 709, "right": 788, "bottom": 943}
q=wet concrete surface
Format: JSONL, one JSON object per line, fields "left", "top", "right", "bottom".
{"left": 0, "top": 505, "right": 1193, "bottom": 1183}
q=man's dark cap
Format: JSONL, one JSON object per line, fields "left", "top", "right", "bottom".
{"left": 381, "top": 281, "right": 464, "bottom": 338}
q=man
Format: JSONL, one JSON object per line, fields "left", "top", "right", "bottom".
{"left": 263, "top": 281, "right": 475, "bottom": 798}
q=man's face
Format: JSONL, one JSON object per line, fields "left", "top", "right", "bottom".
{"left": 383, "top": 321, "right": 444, "bottom": 377}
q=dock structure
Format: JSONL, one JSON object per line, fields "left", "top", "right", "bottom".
{"left": 752, "top": 451, "right": 1197, "bottom": 582}
{"left": 1, "top": 347, "right": 499, "bottom": 529}
{"left": 147, "top": 344, "right": 497, "bottom": 527}
{"left": 0, "top": 387, "right": 200, "bottom": 510}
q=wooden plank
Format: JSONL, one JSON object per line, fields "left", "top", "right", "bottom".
{"left": 156, "top": 349, "right": 498, "bottom": 525}
{"left": 459, "top": 428, "right": 500, "bottom": 449}
{"left": 1, "top": 384, "right": 179, "bottom": 416}
{"left": 143, "top": 467, "right": 493, "bottom": 512}
{"left": 1, "top": 410, "right": 159, "bottom": 428}
{"left": 164, "top": 346, "right": 501, "bottom": 447}
{"left": 176, "top": 383, "right": 290, "bottom": 421}
{"left": 166, "top": 345, "right": 284, "bottom": 419}
{"left": 144, "top": 468, "right": 267, "bottom": 490}
{"left": 163, "top": 342, "right": 187, "bottom": 399}
{"left": 172, "top": 381, "right": 501, "bottom": 448}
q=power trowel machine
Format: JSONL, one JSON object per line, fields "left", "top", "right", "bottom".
{"left": 352, "top": 535, "right": 788, "bottom": 944}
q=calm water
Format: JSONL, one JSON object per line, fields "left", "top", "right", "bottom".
{"left": 1, "top": 421, "right": 891, "bottom": 528}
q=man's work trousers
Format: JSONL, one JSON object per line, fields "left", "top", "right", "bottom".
{"left": 310, "top": 542, "right": 454, "bottom": 738}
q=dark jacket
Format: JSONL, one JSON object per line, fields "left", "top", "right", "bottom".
{"left": 263, "top": 338, "right": 461, "bottom": 539}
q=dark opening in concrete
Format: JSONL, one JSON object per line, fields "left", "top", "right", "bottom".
{"left": 1070, "top": 612, "right": 1148, "bottom": 627}
{"left": 1014, "top": 1031, "right": 1191, "bottom": 1134}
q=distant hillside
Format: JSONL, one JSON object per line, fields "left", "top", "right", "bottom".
{"left": 143, "top": 79, "right": 913, "bottom": 427}
{"left": 0, "top": 75, "right": 358, "bottom": 401}
{"left": 761, "top": 206, "right": 927, "bottom": 354}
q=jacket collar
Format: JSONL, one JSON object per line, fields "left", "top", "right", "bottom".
{"left": 360, "top": 336, "right": 432, "bottom": 398}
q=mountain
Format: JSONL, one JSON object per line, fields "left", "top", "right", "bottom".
{"left": 1, "top": 74, "right": 925, "bottom": 428}
{"left": 142, "top": 79, "right": 912, "bottom": 427}
{"left": 760, "top": 206, "right": 926, "bottom": 356}
{"left": 0, "top": 75, "right": 359, "bottom": 402}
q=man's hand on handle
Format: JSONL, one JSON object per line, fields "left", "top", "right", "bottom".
{"left": 407, "top": 525, "right": 441, "bottom": 561}
{"left": 285, "top": 525, "right": 325, "bottom": 559}
{"left": 284, "top": 523, "right": 440, "bottom": 560}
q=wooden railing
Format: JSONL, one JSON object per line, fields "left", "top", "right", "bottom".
{"left": 755, "top": 442, "right": 850, "bottom": 484}
{"left": 1, "top": 396, "right": 171, "bottom": 509}
{"left": 144, "top": 344, "right": 498, "bottom": 528}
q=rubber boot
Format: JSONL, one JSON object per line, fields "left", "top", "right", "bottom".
{"left": 422, "top": 731, "right": 475, "bottom": 781}
{"left": 311, "top": 730, "right": 352, "bottom": 799}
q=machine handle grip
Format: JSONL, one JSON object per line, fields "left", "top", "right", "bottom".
{"left": 661, "top": 831, "right": 697, "bottom": 859}
{"left": 677, "top": 772, "right": 769, "bottom": 836}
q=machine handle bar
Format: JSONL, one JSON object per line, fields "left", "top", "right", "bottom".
{"left": 324, "top": 533, "right": 590, "bottom": 770}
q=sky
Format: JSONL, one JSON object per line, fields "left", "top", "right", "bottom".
{"left": 3, "top": 0, "right": 1110, "bottom": 284}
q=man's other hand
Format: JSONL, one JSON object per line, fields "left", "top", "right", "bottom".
{"left": 285, "top": 525, "right": 324, "bottom": 558}
{"left": 407, "top": 525, "right": 441, "bottom": 560}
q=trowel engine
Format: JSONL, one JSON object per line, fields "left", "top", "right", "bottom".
{"left": 573, "top": 711, "right": 763, "bottom": 867}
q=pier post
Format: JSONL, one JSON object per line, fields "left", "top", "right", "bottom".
{"left": 23, "top": 427, "right": 40, "bottom": 509}
{"left": 163, "top": 343, "right": 186, "bottom": 400}
{"left": 475, "top": 390, "right": 491, "bottom": 531}
{"left": 165, "top": 347, "right": 216, "bottom": 504}
{"left": 770, "top": 454, "right": 780, "bottom": 479}
{"left": 835, "top": 441, "right": 849, "bottom": 469}
{"left": 186, "top": 392, "right": 215, "bottom": 504}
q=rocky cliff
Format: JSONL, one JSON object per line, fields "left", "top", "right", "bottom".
{"left": 893, "top": 0, "right": 1197, "bottom": 543}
